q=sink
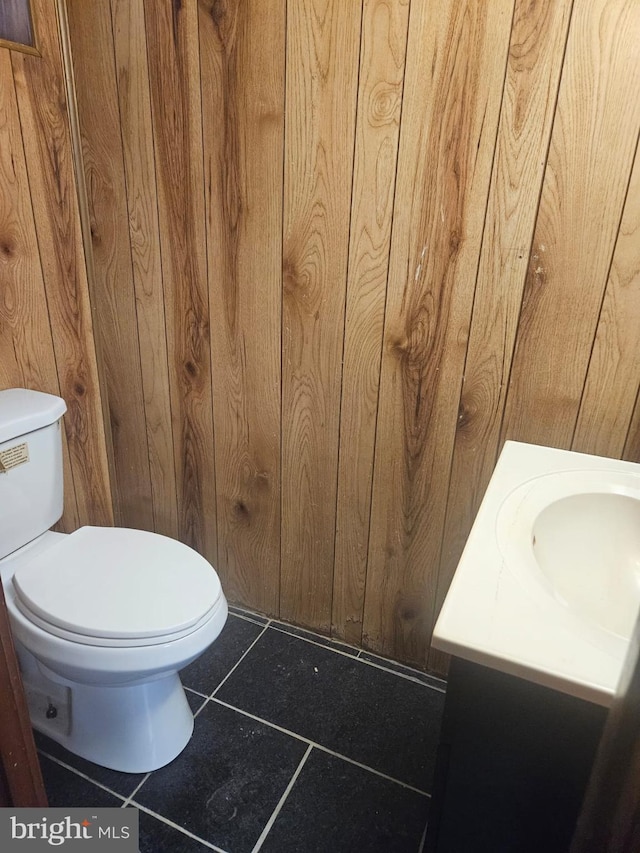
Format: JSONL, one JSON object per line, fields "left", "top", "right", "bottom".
{"left": 433, "top": 442, "right": 640, "bottom": 706}
{"left": 496, "top": 470, "right": 640, "bottom": 651}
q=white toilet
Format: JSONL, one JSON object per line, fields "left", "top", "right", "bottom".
{"left": 0, "top": 388, "right": 228, "bottom": 773}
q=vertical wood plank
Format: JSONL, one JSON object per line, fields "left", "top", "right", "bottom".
{"left": 110, "top": 0, "right": 178, "bottom": 538}
{"left": 281, "top": 0, "right": 362, "bottom": 631}
{"left": 144, "top": 0, "right": 217, "bottom": 561}
{"left": 332, "top": 0, "right": 410, "bottom": 645}
{"left": 572, "top": 143, "right": 640, "bottom": 458}
{"left": 363, "top": 0, "right": 514, "bottom": 665}
{"left": 11, "top": 0, "right": 113, "bottom": 526}
{"left": 199, "top": 0, "right": 284, "bottom": 614}
{"left": 623, "top": 393, "right": 640, "bottom": 464}
{"left": 0, "top": 48, "right": 79, "bottom": 531}
{"left": 500, "top": 0, "right": 640, "bottom": 449}
{"left": 431, "top": 0, "right": 573, "bottom": 671}
{"left": 66, "top": 0, "right": 153, "bottom": 530}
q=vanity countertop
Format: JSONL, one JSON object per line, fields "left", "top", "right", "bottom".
{"left": 432, "top": 441, "right": 640, "bottom": 707}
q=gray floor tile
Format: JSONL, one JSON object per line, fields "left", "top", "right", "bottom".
{"left": 216, "top": 628, "right": 445, "bottom": 791}
{"left": 133, "top": 700, "right": 307, "bottom": 853}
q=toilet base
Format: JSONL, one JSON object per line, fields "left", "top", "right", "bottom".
{"left": 24, "top": 662, "right": 194, "bottom": 773}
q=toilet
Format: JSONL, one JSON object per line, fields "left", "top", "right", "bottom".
{"left": 0, "top": 388, "right": 228, "bottom": 773}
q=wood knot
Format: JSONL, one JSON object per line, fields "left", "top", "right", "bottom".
{"left": 400, "top": 604, "right": 419, "bottom": 622}
{"left": 74, "top": 382, "right": 85, "bottom": 397}
{"left": 0, "top": 241, "right": 15, "bottom": 258}
{"left": 233, "top": 499, "right": 251, "bottom": 525}
{"left": 388, "top": 334, "right": 409, "bottom": 361}
{"left": 184, "top": 360, "right": 197, "bottom": 378}
{"left": 449, "top": 230, "right": 461, "bottom": 257}
{"left": 254, "top": 470, "right": 270, "bottom": 491}
{"left": 456, "top": 399, "right": 473, "bottom": 432}
{"left": 369, "top": 82, "right": 400, "bottom": 127}
{"left": 282, "top": 256, "right": 299, "bottom": 295}
{"left": 205, "top": 0, "right": 225, "bottom": 28}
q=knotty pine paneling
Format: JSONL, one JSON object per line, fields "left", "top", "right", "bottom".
{"left": 1, "top": 0, "right": 113, "bottom": 529}
{"left": 572, "top": 143, "right": 640, "bottom": 459}
{"left": 66, "top": 0, "right": 153, "bottom": 530}
{"left": 0, "top": 48, "right": 79, "bottom": 531}
{"left": 500, "top": 0, "right": 640, "bottom": 449}
{"left": 332, "top": 0, "right": 410, "bottom": 646}
{"left": 430, "top": 0, "right": 573, "bottom": 671}
{"left": 199, "top": 0, "right": 284, "bottom": 614}
{"left": 2, "top": 0, "right": 637, "bottom": 673}
{"left": 624, "top": 395, "right": 640, "bottom": 464}
{"left": 363, "top": 0, "right": 515, "bottom": 663}
{"left": 280, "top": 0, "right": 362, "bottom": 632}
{"left": 144, "top": 0, "right": 217, "bottom": 563}
{"left": 110, "top": 0, "right": 178, "bottom": 539}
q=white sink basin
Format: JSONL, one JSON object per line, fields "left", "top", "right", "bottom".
{"left": 433, "top": 443, "right": 640, "bottom": 706}
{"left": 497, "top": 470, "right": 640, "bottom": 652}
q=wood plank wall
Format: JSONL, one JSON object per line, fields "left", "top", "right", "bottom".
{"left": 0, "top": 0, "right": 113, "bottom": 531}
{"left": 2, "top": 0, "right": 639, "bottom": 673}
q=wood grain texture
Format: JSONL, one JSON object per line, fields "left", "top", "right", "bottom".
{"left": 11, "top": 0, "right": 113, "bottom": 527}
{"left": 110, "top": 0, "right": 178, "bottom": 538}
{"left": 363, "top": 0, "right": 515, "bottom": 665}
{"left": 6, "top": 0, "right": 638, "bottom": 671}
{"left": 66, "top": 0, "right": 153, "bottom": 530}
{"left": 572, "top": 141, "right": 640, "bottom": 458}
{"left": 500, "top": 0, "right": 640, "bottom": 449}
{"left": 144, "top": 0, "right": 217, "bottom": 561}
{"left": 623, "top": 392, "right": 640, "bottom": 464}
{"left": 199, "top": 0, "right": 284, "bottom": 614}
{"left": 281, "top": 0, "right": 362, "bottom": 631}
{"left": 430, "top": 0, "right": 573, "bottom": 672}
{"left": 332, "top": 0, "right": 410, "bottom": 645}
{"left": 0, "top": 49, "right": 79, "bottom": 531}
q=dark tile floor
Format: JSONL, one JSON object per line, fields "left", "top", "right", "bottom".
{"left": 35, "top": 606, "right": 446, "bottom": 852}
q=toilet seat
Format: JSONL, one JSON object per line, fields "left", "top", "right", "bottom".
{"left": 12, "top": 526, "right": 223, "bottom": 648}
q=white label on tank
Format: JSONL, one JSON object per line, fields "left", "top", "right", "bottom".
{"left": 0, "top": 442, "right": 29, "bottom": 473}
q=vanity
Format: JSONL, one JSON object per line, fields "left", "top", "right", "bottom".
{"left": 426, "top": 442, "right": 640, "bottom": 853}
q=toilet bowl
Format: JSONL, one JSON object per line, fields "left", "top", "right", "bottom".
{"left": 0, "top": 388, "right": 228, "bottom": 772}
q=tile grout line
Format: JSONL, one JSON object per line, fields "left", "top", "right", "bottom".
{"left": 127, "top": 800, "right": 230, "bottom": 853}
{"left": 185, "top": 685, "right": 212, "bottom": 717}
{"left": 417, "top": 815, "right": 429, "bottom": 853}
{"left": 266, "top": 624, "right": 445, "bottom": 691}
{"left": 208, "top": 624, "right": 270, "bottom": 699}
{"left": 227, "top": 609, "right": 271, "bottom": 629}
{"left": 210, "top": 697, "right": 431, "bottom": 798}
{"left": 39, "top": 748, "right": 228, "bottom": 851}
{"left": 358, "top": 657, "right": 446, "bottom": 692}
{"left": 185, "top": 686, "right": 209, "bottom": 699}
{"left": 268, "top": 624, "right": 362, "bottom": 658}
{"left": 120, "top": 772, "right": 151, "bottom": 808}
{"left": 250, "top": 744, "right": 313, "bottom": 853}
{"left": 231, "top": 608, "right": 447, "bottom": 690}
{"left": 36, "top": 750, "right": 127, "bottom": 803}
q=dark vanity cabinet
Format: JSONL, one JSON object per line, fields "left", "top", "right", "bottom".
{"left": 426, "top": 658, "right": 607, "bottom": 853}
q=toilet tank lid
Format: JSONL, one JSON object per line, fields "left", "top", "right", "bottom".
{"left": 0, "top": 389, "right": 67, "bottom": 445}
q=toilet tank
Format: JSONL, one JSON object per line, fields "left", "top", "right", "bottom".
{"left": 0, "top": 389, "right": 67, "bottom": 560}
